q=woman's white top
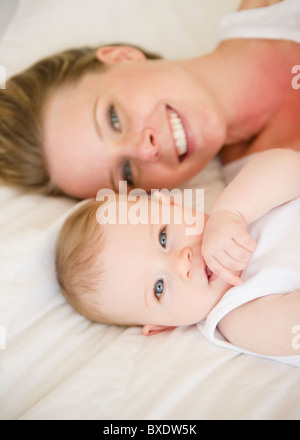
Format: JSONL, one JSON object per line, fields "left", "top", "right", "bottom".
{"left": 219, "top": 0, "right": 300, "bottom": 44}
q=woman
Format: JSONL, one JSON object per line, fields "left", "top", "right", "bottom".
{"left": 0, "top": 0, "right": 299, "bottom": 198}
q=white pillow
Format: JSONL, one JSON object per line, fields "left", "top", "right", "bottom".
{"left": 0, "top": 0, "right": 19, "bottom": 41}
{"left": 0, "top": 0, "right": 240, "bottom": 78}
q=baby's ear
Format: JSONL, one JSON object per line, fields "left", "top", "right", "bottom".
{"left": 142, "top": 325, "right": 175, "bottom": 336}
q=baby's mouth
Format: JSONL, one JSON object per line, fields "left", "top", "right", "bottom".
{"left": 205, "top": 265, "right": 217, "bottom": 283}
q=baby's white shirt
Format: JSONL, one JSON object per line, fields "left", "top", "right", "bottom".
{"left": 198, "top": 192, "right": 300, "bottom": 366}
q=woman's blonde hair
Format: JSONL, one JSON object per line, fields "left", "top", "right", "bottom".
{"left": 0, "top": 44, "right": 161, "bottom": 196}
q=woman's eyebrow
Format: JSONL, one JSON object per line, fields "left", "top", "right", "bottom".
{"left": 93, "top": 98, "right": 102, "bottom": 140}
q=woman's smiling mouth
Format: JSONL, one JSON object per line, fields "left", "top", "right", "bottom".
{"left": 167, "top": 107, "right": 188, "bottom": 161}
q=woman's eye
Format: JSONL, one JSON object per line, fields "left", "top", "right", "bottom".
{"left": 109, "top": 105, "right": 121, "bottom": 131}
{"left": 154, "top": 279, "right": 164, "bottom": 300}
{"left": 123, "top": 160, "right": 134, "bottom": 187}
{"left": 159, "top": 227, "right": 167, "bottom": 248}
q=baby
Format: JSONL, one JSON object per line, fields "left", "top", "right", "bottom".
{"left": 56, "top": 149, "right": 300, "bottom": 365}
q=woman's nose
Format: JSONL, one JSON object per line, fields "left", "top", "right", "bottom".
{"left": 136, "top": 128, "right": 159, "bottom": 162}
{"left": 176, "top": 247, "right": 193, "bottom": 281}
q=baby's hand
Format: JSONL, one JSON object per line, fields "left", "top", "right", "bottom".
{"left": 201, "top": 211, "right": 257, "bottom": 286}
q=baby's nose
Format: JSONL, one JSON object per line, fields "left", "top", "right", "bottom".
{"left": 176, "top": 247, "right": 193, "bottom": 281}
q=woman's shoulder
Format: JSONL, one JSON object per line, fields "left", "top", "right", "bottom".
{"left": 238, "top": 0, "right": 283, "bottom": 12}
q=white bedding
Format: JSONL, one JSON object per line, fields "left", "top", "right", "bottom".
{"left": 1, "top": 0, "right": 300, "bottom": 421}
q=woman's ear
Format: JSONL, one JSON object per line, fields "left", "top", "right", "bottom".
{"left": 95, "top": 46, "right": 146, "bottom": 65}
{"left": 142, "top": 325, "right": 175, "bottom": 336}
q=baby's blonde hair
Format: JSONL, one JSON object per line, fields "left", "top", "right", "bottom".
{"left": 56, "top": 198, "right": 107, "bottom": 322}
{"left": 0, "top": 44, "right": 161, "bottom": 195}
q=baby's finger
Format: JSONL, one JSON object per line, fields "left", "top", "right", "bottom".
{"left": 204, "top": 255, "right": 242, "bottom": 286}
{"left": 213, "top": 248, "right": 249, "bottom": 272}
{"left": 224, "top": 251, "right": 250, "bottom": 271}
{"left": 233, "top": 229, "right": 257, "bottom": 252}
{"left": 204, "top": 241, "right": 248, "bottom": 270}
{"left": 225, "top": 239, "right": 254, "bottom": 264}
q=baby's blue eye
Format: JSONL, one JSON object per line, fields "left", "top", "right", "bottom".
{"left": 109, "top": 105, "right": 121, "bottom": 131}
{"left": 154, "top": 279, "right": 164, "bottom": 300}
{"left": 159, "top": 227, "right": 167, "bottom": 248}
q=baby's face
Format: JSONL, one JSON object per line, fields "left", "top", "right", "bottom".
{"left": 97, "top": 197, "right": 230, "bottom": 333}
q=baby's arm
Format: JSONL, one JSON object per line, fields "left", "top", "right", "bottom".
{"left": 202, "top": 149, "right": 300, "bottom": 285}
{"left": 218, "top": 290, "right": 300, "bottom": 357}
{"left": 211, "top": 149, "right": 300, "bottom": 224}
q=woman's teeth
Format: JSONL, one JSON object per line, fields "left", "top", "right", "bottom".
{"left": 169, "top": 109, "right": 188, "bottom": 159}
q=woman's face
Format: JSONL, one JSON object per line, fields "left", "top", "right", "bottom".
{"left": 43, "top": 46, "right": 226, "bottom": 198}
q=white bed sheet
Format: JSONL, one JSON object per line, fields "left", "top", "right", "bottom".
{"left": 1, "top": 183, "right": 300, "bottom": 421}
{"left": 1, "top": 0, "right": 300, "bottom": 421}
